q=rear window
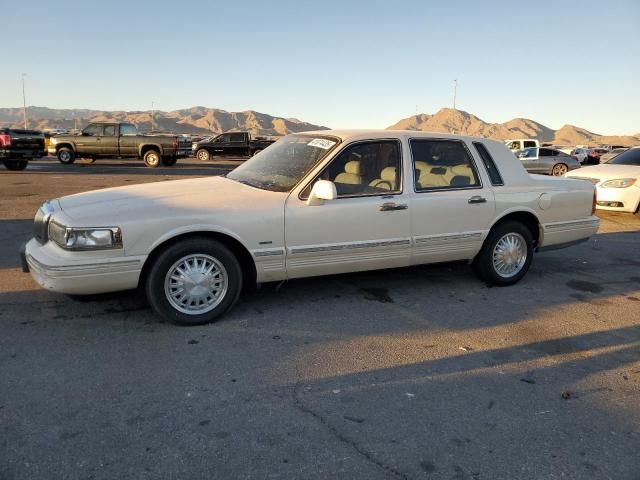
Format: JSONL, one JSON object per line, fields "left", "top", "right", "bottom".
{"left": 473, "top": 142, "right": 503, "bottom": 185}
{"left": 610, "top": 148, "right": 640, "bottom": 166}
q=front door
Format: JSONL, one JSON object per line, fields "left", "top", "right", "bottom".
{"left": 285, "top": 139, "right": 411, "bottom": 279}
{"left": 410, "top": 138, "right": 496, "bottom": 264}
{"left": 75, "top": 124, "right": 103, "bottom": 155}
{"left": 517, "top": 147, "right": 541, "bottom": 173}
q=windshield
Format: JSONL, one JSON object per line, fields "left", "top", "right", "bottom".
{"left": 610, "top": 148, "right": 640, "bottom": 166}
{"left": 226, "top": 134, "right": 340, "bottom": 192}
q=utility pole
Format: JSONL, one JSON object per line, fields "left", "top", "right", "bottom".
{"left": 151, "top": 101, "right": 155, "bottom": 132}
{"left": 21, "top": 73, "right": 27, "bottom": 129}
{"left": 453, "top": 79, "right": 457, "bottom": 111}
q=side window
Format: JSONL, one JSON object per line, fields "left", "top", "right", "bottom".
{"left": 83, "top": 125, "right": 103, "bottom": 136}
{"left": 230, "top": 133, "right": 245, "bottom": 143}
{"left": 538, "top": 148, "right": 552, "bottom": 157}
{"left": 507, "top": 141, "right": 519, "bottom": 150}
{"left": 220, "top": 134, "right": 231, "bottom": 143}
{"left": 411, "top": 139, "right": 480, "bottom": 190}
{"left": 306, "top": 140, "right": 402, "bottom": 198}
{"left": 120, "top": 124, "right": 137, "bottom": 135}
{"left": 473, "top": 142, "right": 503, "bottom": 186}
{"left": 523, "top": 141, "right": 537, "bottom": 148}
{"left": 103, "top": 125, "right": 116, "bottom": 136}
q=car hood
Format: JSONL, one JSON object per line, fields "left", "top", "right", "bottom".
{"left": 56, "top": 176, "right": 284, "bottom": 223}
{"left": 567, "top": 164, "right": 640, "bottom": 182}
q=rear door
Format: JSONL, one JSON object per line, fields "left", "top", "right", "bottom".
{"left": 98, "top": 124, "right": 118, "bottom": 156}
{"left": 410, "top": 138, "right": 496, "bottom": 263}
{"left": 229, "top": 132, "right": 248, "bottom": 156}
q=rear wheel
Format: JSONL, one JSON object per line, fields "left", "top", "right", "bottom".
{"left": 551, "top": 163, "right": 568, "bottom": 176}
{"left": 162, "top": 157, "right": 178, "bottom": 166}
{"left": 3, "top": 159, "right": 28, "bottom": 171}
{"left": 196, "top": 149, "right": 210, "bottom": 162}
{"left": 57, "top": 147, "right": 75, "bottom": 164}
{"left": 472, "top": 221, "right": 534, "bottom": 286}
{"left": 252, "top": 149, "right": 262, "bottom": 157}
{"left": 145, "top": 238, "right": 243, "bottom": 325}
{"left": 143, "top": 149, "right": 161, "bottom": 168}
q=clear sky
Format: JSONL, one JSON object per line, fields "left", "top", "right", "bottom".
{"left": 2, "top": 0, "right": 639, "bottom": 134}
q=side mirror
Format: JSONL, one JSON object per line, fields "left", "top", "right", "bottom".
{"left": 306, "top": 180, "right": 337, "bottom": 206}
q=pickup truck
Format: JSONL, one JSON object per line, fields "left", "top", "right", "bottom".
{"left": 49, "top": 122, "right": 192, "bottom": 168}
{"left": 193, "top": 132, "right": 275, "bottom": 161}
{"left": 0, "top": 128, "right": 44, "bottom": 171}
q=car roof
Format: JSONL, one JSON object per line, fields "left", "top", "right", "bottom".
{"left": 297, "top": 129, "right": 494, "bottom": 144}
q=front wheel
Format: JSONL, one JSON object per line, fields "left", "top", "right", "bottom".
{"left": 57, "top": 147, "right": 76, "bottom": 164}
{"left": 551, "top": 163, "right": 568, "bottom": 176}
{"left": 145, "top": 238, "right": 243, "bottom": 325}
{"left": 143, "top": 150, "right": 161, "bottom": 168}
{"left": 196, "top": 148, "right": 210, "bottom": 162}
{"left": 3, "top": 159, "right": 28, "bottom": 171}
{"left": 162, "top": 157, "right": 177, "bottom": 166}
{"left": 472, "top": 221, "right": 533, "bottom": 286}
{"left": 251, "top": 149, "right": 262, "bottom": 157}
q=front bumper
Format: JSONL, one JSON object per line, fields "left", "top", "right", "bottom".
{"left": 23, "top": 238, "right": 146, "bottom": 295}
{"left": 595, "top": 186, "right": 640, "bottom": 213}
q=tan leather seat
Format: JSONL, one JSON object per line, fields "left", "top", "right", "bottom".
{"left": 418, "top": 165, "right": 450, "bottom": 188}
{"left": 334, "top": 160, "right": 362, "bottom": 185}
{"left": 369, "top": 166, "right": 397, "bottom": 191}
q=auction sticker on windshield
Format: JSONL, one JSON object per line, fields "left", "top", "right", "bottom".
{"left": 308, "top": 138, "right": 336, "bottom": 150}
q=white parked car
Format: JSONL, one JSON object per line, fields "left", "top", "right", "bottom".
{"left": 505, "top": 139, "right": 539, "bottom": 151}
{"left": 22, "top": 130, "right": 599, "bottom": 325}
{"left": 565, "top": 147, "right": 640, "bottom": 214}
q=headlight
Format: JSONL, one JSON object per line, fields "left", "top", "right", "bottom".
{"left": 600, "top": 178, "right": 637, "bottom": 188}
{"left": 48, "top": 222, "right": 123, "bottom": 250}
{"left": 50, "top": 138, "right": 57, "bottom": 145}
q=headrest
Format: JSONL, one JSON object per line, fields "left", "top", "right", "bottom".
{"left": 345, "top": 160, "right": 361, "bottom": 175}
{"left": 381, "top": 166, "right": 396, "bottom": 181}
{"left": 430, "top": 167, "right": 447, "bottom": 175}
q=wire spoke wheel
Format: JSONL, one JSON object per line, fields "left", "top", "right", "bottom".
{"left": 492, "top": 232, "right": 527, "bottom": 278}
{"left": 164, "top": 254, "right": 228, "bottom": 315}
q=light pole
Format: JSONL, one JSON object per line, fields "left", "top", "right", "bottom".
{"left": 21, "top": 73, "right": 27, "bottom": 129}
{"left": 453, "top": 79, "right": 457, "bottom": 111}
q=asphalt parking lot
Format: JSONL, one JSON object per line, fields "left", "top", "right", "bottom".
{"left": 1, "top": 157, "right": 640, "bottom": 480}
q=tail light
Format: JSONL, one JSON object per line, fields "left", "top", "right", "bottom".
{"left": 592, "top": 188, "right": 597, "bottom": 215}
{"left": 173, "top": 136, "right": 178, "bottom": 149}
{"left": 0, "top": 134, "right": 11, "bottom": 147}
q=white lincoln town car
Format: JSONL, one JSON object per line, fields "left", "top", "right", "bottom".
{"left": 22, "top": 130, "right": 599, "bottom": 325}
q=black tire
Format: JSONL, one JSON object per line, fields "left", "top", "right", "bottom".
{"left": 472, "top": 221, "right": 534, "bottom": 286}
{"left": 57, "top": 147, "right": 76, "bottom": 164}
{"left": 196, "top": 148, "right": 210, "bottom": 162}
{"left": 143, "top": 149, "right": 161, "bottom": 168}
{"left": 162, "top": 157, "right": 178, "bottom": 167}
{"left": 252, "top": 149, "right": 262, "bottom": 157}
{"left": 3, "top": 159, "right": 28, "bottom": 171}
{"left": 551, "top": 163, "right": 568, "bottom": 176}
{"left": 145, "top": 238, "right": 243, "bottom": 325}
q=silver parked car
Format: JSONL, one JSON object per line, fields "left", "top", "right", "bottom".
{"left": 516, "top": 147, "right": 582, "bottom": 176}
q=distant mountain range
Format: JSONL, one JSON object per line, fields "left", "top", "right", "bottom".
{"left": 0, "top": 106, "right": 328, "bottom": 136}
{"left": 388, "top": 108, "right": 640, "bottom": 147}
{"left": 1, "top": 106, "right": 637, "bottom": 146}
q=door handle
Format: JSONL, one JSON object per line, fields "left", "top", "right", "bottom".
{"left": 380, "top": 202, "right": 408, "bottom": 212}
{"left": 468, "top": 196, "right": 487, "bottom": 204}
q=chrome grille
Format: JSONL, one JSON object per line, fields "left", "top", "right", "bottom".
{"left": 33, "top": 201, "right": 55, "bottom": 244}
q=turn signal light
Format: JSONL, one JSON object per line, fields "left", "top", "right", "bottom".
{"left": 592, "top": 189, "right": 597, "bottom": 215}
